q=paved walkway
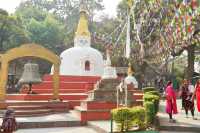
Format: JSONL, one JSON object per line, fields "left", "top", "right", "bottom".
{"left": 11, "top": 99, "right": 200, "bottom": 133}
{"left": 158, "top": 99, "right": 200, "bottom": 132}
{"left": 14, "top": 127, "right": 97, "bottom": 133}
{"left": 14, "top": 128, "right": 195, "bottom": 133}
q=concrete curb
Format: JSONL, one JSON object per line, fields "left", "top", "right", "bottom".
{"left": 88, "top": 122, "right": 107, "bottom": 133}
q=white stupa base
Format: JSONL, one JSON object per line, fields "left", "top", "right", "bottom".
{"left": 102, "top": 66, "right": 117, "bottom": 79}
{"left": 125, "top": 76, "right": 138, "bottom": 88}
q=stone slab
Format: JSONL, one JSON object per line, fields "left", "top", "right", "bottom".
{"left": 0, "top": 113, "right": 84, "bottom": 129}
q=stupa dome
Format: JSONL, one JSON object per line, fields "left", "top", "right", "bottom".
{"left": 59, "top": 7, "right": 104, "bottom": 76}
{"left": 60, "top": 47, "right": 103, "bottom": 76}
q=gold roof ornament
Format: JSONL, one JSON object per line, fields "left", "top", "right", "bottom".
{"left": 127, "top": 0, "right": 133, "bottom": 9}
{"left": 127, "top": 62, "right": 134, "bottom": 76}
{"left": 75, "top": 4, "right": 91, "bottom": 38}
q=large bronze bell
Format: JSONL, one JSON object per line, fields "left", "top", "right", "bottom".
{"left": 19, "top": 62, "right": 42, "bottom": 94}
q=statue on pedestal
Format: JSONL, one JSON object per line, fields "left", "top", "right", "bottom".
{"left": 102, "top": 48, "right": 117, "bottom": 79}
{"left": 125, "top": 63, "right": 138, "bottom": 89}
{"left": 116, "top": 79, "right": 128, "bottom": 107}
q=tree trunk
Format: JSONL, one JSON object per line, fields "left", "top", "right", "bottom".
{"left": 186, "top": 45, "right": 195, "bottom": 80}
{"left": 137, "top": 62, "right": 147, "bottom": 89}
{"left": 0, "top": 38, "right": 4, "bottom": 52}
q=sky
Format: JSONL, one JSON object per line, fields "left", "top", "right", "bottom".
{"left": 0, "top": 0, "right": 121, "bottom": 18}
{"left": 101, "top": 0, "right": 121, "bottom": 17}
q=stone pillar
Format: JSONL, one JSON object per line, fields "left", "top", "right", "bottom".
{"left": 52, "top": 63, "right": 60, "bottom": 100}
{"left": 0, "top": 60, "right": 8, "bottom": 101}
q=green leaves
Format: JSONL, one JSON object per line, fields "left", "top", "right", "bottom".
{"left": 0, "top": 9, "right": 29, "bottom": 51}
{"left": 26, "top": 15, "right": 65, "bottom": 54}
{"left": 14, "top": 0, "right": 105, "bottom": 55}
{"left": 111, "top": 106, "right": 146, "bottom": 131}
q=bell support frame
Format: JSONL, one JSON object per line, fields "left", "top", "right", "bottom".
{"left": 0, "top": 44, "right": 60, "bottom": 101}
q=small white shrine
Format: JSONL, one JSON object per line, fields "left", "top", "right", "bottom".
{"left": 125, "top": 63, "right": 138, "bottom": 88}
{"left": 102, "top": 49, "right": 117, "bottom": 79}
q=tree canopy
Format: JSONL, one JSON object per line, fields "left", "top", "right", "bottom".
{"left": 0, "top": 8, "right": 29, "bottom": 52}
{"left": 112, "top": 0, "right": 200, "bottom": 80}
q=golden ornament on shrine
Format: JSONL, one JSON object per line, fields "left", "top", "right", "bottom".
{"left": 75, "top": 5, "right": 90, "bottom": 38}
{"left": 127, "top": 62, "right": 134, "bottom": 76}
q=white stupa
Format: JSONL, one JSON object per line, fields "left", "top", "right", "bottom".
{"left": 125, "top": 63, "right": 138, "bottom": 88}
{"left": 102, "top": 49, "right": 117, "bottom": 79}
{"left": 59, "top": 7, "right": 104, "bottom": 76}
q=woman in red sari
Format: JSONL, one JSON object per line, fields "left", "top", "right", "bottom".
{"left": 165, "top": 81, "right": 178, "bottom": 122}
{"left": 193, "top": 80, "right": 200, "bottom": 112}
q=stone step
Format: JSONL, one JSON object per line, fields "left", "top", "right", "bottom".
{"left": 2, "top": 113, "right": 85, "bottom": 129}
{"left": 81, "top": 101, "right": 117, "bottom": 110}
{"left": 132, "top": 93, "right": 143, "bottom": 99}
{"left": 74, "top": 106, "right": 111, "bottom": 122}
{"left": 13, "top": 109, "right": 53, "bottom": 117}
{"left": 6, "top": 93, "right": 88, "bottom": 101}
{"left": 1, "top": 100, "right": 69, "bottom": 106}
{"left": 129, "top": 90, "right": 144, "bottom": 93}
{"left": 32, "top": 82, "right": 94, "bottom": 90}
{"left": 8, "top": 105, "right": 68, "bottom": 113}
{"left": 0, "top": 100, "right": 79, "bottom": 110}
{"left": 8, "top": 105, "right": 48, "bottom": 110}
{"left": 42, "top": 74, "right": 100, "bottom": 83}
{"left": 0, "top": 101, "right": 69, "bottom": 116}
{"left": 29, "top": 89, "right": 87, "bottom": 94}
{"left": 0, "top": 111, "right": 53, "bottom": 118}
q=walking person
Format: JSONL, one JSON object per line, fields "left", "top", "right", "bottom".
{"left": 193, "top": 80, "right": 200, "bottom": 112}
{"left": 180, "top": 79, "right": 188, "bottom": 110}
{"left": 180, "top": 80, "right": 196, "bottom": 119}
{"left": 165, "top": 81, "right": 178, "bottom": 122}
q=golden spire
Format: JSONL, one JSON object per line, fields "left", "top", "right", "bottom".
{"left": 127, "top": 62, "right": 134, "bottom": 76}
{"left": 75, "top": 5, "right": 90, "bottom": 38}
{"left": 127, "top": 0, "right": 133, "bottom": 9}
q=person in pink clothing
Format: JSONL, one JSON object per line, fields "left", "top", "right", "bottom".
{"left": 193, "top": 80, "right": 200, "bottom": 112}
{"left": 165, "top": 81, "right": 178, "bottom": 122}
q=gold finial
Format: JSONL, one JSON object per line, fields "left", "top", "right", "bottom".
{"left": 127, "top": 62, "right": 134, "bottom": 76}
{"left": 127, "top": 0, "right": 133, "bottom": 9}
{"left": 75, "top": 4, "right": 90, "bottom": 38}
